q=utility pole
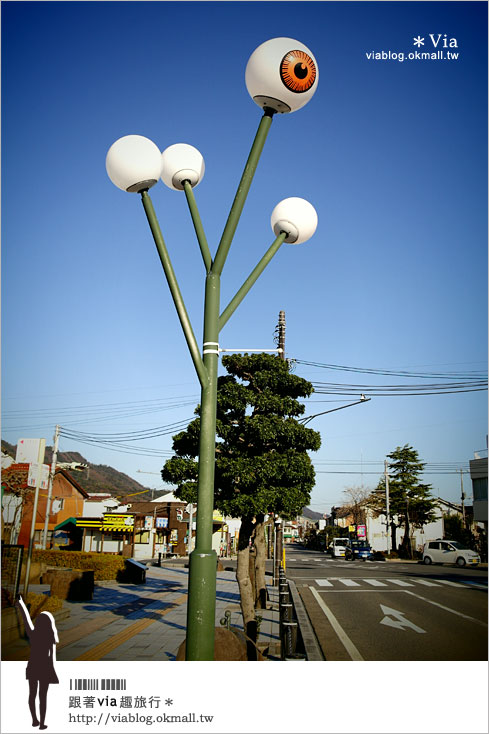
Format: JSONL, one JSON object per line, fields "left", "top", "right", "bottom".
{"left": 42, "top": 425, "right": 59, "bottom": 550}
{"left": 460, "top": 468, "right": 466, "bottom": 527}
{"left": 187, "top": 503, "right": 195, "bottom": 555}
{"left": 384, "top": 460, "right": 391, "bottom": 554}
{"left": 273, "top": 310, "right": 286, "bottom": 584}
{"left": 24, "top": 439, "right": 46, "bottom": 596}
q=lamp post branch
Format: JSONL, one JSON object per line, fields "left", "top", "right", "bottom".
{"left": 212, "top": 110, "right": 274, "bottom": 276}
{"left": 219, "top": 231, "right": 287, "bottom": 331}
{"left": 140, "top": 190, "right": 207, "bottom": 388}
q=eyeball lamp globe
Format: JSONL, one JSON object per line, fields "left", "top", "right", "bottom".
{"left": 106, "top": 135, "right": 162, "bottom": 193}
{"left": 245, "top": 37, "right": 318, "bottom": 114}
{"left": 160, "top": 144, "right": 205, "bottom": 191}
{"left": 271, "top": 197, "right": 318, "bottom": 244}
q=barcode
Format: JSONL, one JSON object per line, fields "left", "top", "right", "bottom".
{"left": 70, "top": 679, "right": 127, "bottom": 691}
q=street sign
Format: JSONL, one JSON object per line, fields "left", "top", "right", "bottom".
{"left": 17, "top": 439, "right": 45, "bottom": 464}
{"left": 27, "top": 463, "right": 50, "bottom": 490}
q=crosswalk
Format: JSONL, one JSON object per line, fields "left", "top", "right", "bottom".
{"left": 312, "top": 577, "right": 487, "bottom": 590}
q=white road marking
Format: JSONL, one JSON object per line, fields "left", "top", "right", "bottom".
{"left": 403, "top": 590, "right": 488, "bottom": 626}
{"left": 363, "top": 579, "right": 388, "bottom": 587}
{"left": 309, "top": 586, "right": 364, "bottom": 661}
{"left": 338, "top": 578, "right": 360, "bottom": 587}
{"left": 435, "top": 579, "right": 466, "bottom": 588}
{"left": 379, "top": 604, "right": 426, "bottom": 634}
{"left": 387, "top": 579, "right": 414, "bottom": 587}
{"left": 315, "top": 579, "right": 334, "bottom": 587}
{"left": 409, "top": 578, "right": 440, "bottom": 586}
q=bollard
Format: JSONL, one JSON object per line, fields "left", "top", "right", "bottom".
{"left": 279, "top": 589, "right": 289, "bottom": 606}
{"left": 158, "top": 552, "right": 162, "bottom": 567}
{"left": 281, "top": 619, "right": 298, "bottom": 659}
{"left": 279, "top": 602, "right": 293, "bottom": 657}
{"left": 280, "top": 602, "right": 293, "bottom": 623}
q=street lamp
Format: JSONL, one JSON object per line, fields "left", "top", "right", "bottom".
{"left": 106, "top": 37, "right": 319, "bottom": 660}
{"left": 299, "top": 396, "right": 371, "bottom": 426}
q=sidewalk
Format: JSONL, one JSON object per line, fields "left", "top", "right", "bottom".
{"left": 2, "top": 564, "right": 280, "bottom": 662}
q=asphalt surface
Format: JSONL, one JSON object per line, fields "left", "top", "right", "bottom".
{"left": 282, "top": 544, "right": 487, "bottom": 661}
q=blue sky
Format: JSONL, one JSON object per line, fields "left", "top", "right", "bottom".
{"left": 2, "top": 1, "right": 487, "bottom": 511}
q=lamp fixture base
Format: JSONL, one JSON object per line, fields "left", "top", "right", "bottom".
{"left": 253, "top": 95, "right": 291, "bottom": 114}
{"left": 126, "top": 179, "right": 158, "bottom": 193}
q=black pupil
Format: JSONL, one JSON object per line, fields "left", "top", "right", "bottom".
{"left": 294, "top": 62, "right": 308, "bottom": 79}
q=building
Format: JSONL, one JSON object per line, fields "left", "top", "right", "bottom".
{"left": 1, "top": 463, "right": 88, "bottom": 548}
{"left": 365, "top": 498, "right": 473, "bottom": 553}
{"left": 470, "top": 451, "right": 488, "bottom": 531}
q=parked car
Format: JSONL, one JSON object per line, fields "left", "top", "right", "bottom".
{"left": 328, "top": 537, "right": 350, "bottom": 558}
{"left": 423, "top": 540, "right": 480, "bottom": 567}
{"left": 345, "top": 540, "right": 374, "bottom": 561}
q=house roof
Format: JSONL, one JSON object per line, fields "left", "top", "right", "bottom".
{"left": 1, "top": 463, "right": 89, "bottom": 498}
{"left": 128, "top": 501, "right": 176, "bottom": 515}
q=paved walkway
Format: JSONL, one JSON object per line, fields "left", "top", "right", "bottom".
{"left": 2, "top": 564, "right": 280, "bottom": 662}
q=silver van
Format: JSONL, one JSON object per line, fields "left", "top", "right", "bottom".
{"left": 423, "top": 540, "right": 480, "bottom": 567}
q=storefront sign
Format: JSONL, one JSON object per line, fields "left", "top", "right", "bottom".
{"left": 156, "top": 517, "right": 168, "bottom": 529}
{"left": 103, "top": 513, "right": 134, "bottom": 528}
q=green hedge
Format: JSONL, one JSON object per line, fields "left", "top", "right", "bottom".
{"left": 32, "top": 550, "right": 126, "bottom": 581}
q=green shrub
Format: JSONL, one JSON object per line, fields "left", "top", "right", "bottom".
{"left": 26, "top": 592, "right": 63, "bottom": 619}
{"left": 32, "top": 550, "right": 126, "bottom": 580}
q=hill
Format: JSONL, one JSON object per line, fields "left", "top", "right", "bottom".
{"left": 301, "top": 507, "right": 324, "bottom": 521}
{"left": 1, "top": 439, "right": 154, "bottom": 500}
{"left": 2, "top": 439, "right": 324, "bottom": 515}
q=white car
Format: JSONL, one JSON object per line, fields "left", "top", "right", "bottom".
{"left": 328, "top": 538, "right": 350, "bottom": 558}
{"left": 423, "top": 540, "right": 480, "bottom": 567}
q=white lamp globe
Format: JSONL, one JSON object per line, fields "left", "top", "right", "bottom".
{"left": 245, "top": 37, "right": 318, "bottom": 114}
{"left": 160, "top": 144, "right": 205, "bottom": 191}
{"left": 271, "top": 197, "right": 318, "bottom": 244}
{"left": 106, "top": 135, "right": 162, "bottom": 193}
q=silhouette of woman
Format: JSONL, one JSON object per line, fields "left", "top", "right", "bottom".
{"left": 17, "top": 596, "right": 59, "bottom": 730}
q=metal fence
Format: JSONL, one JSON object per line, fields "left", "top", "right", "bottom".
{"left": 1, "top": 544, "right": 23, "bottom": 607}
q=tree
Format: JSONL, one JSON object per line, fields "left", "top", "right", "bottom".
{"left": 1, "top": 466, "right": 32, "bottom": 544}
{"left": 161, "top": 353, "right": 321, "bottom": 655}
{"left": 443, "top": 514, "right": 475, "bottom": 548}
{"left": 342, "top": 486, "right": 369, "bottom": 527}
{"left": 368, "top": 445, "right": 437, "bottom": 557}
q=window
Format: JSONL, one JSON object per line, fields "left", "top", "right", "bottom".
{"left": 428, "top": 542, "right": 440, "bottom": 549}
{"left": 134, "top": 530, "right": 150, "bottom": 544}
{"left": 473, "top": 477, "right": 488, "bottom": 501}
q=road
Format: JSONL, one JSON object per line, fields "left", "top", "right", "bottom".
{"left": 282, "top": 544, "right": 488, "bottom": 661}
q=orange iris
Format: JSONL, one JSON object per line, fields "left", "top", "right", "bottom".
{"left": 280, "top": 50, "right": 317, "bottom": 93}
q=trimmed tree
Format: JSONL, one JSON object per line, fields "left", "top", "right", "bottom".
{"left": 161, "top": 353, "right": 320, "bottom": 655}
{"left": 368, "top": 445, "right": 438, "bottom": 557}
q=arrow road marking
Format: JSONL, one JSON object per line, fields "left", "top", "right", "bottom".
{"left": 380, "top": 605, "right": 426, "bottom": 633}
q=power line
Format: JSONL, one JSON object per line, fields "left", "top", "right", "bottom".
{"left": 294, "top": 359, "right": 488, "bottom": 380}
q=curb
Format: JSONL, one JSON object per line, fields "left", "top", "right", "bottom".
{"left": 288, "top": 579, "right": 324, "bottom": 661}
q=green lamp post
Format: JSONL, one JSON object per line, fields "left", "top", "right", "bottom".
{"left": 106, "top": 37, "right": 319, "bottom": 660}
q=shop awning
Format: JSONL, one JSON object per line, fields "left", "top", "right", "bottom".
{"left": 54, "top": 517, "right": 77, "bottom": 531}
